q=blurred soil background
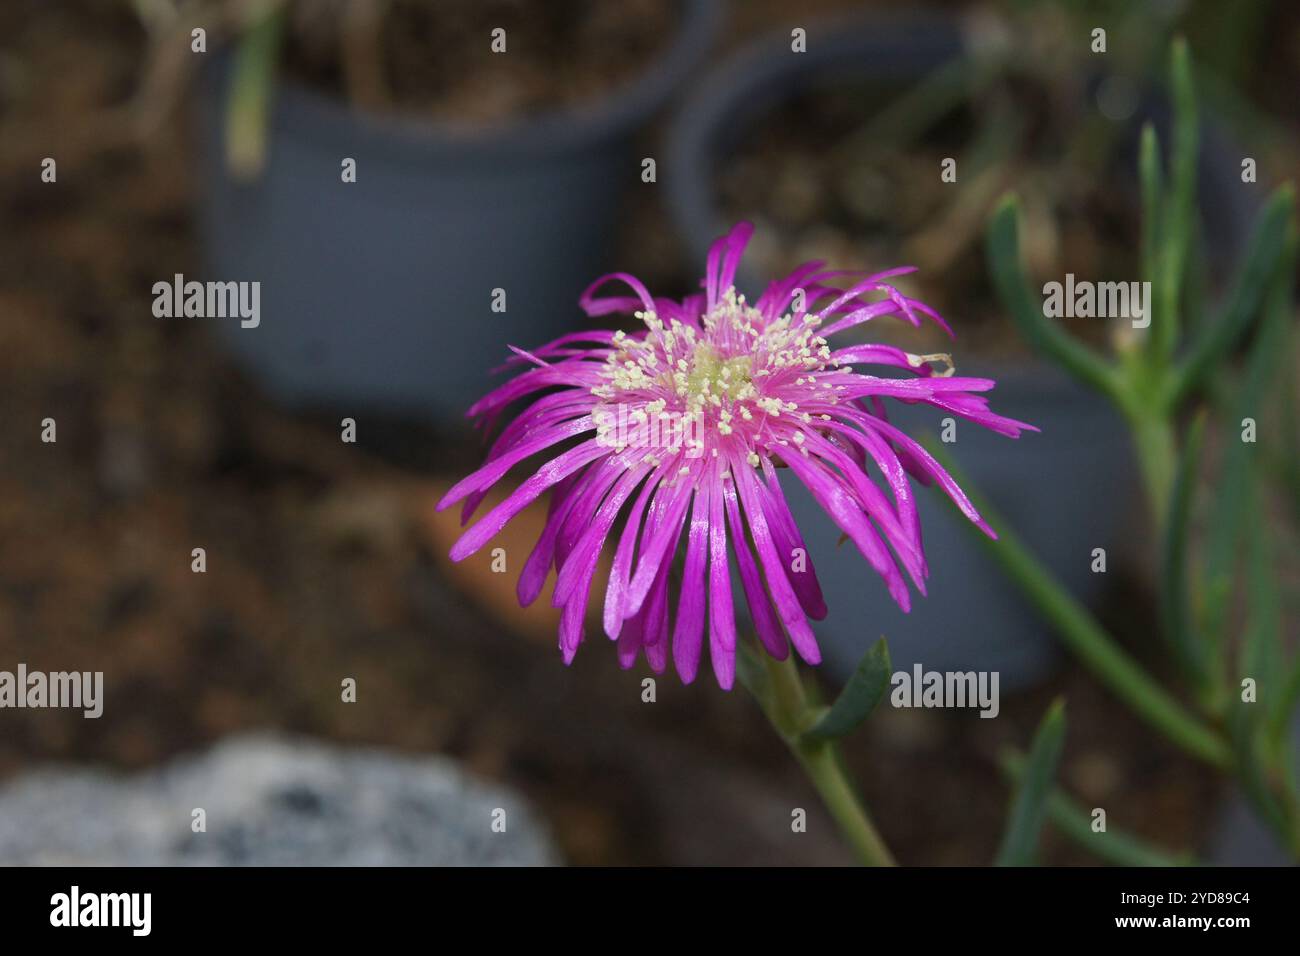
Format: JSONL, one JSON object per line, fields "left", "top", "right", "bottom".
{"left": 3, "top": 0, "right": 1295, "bottom": 864}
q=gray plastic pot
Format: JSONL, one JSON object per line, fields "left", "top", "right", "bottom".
{"left": 664, "top": 15, "right": 1250, "bottom": 688}
{"left": 197, "top": 0, "right": 720, "bottom": 424}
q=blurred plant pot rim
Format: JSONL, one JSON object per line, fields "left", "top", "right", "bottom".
{"left": 666, "top": 11, "right": 1258, "bottom": 291}
{"left": 233, "top": 0, "right": 722, "bottom": 170}
{"left": 667, "top": 12, "right": 965, "bottom": 269}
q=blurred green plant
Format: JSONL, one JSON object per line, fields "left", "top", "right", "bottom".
{"left": 133, "top": 1, "right": 394, "bottom": 179}
{"left": 224, "top": 2, "right": 285, "bottom": 179}
{"left": 994, "top": 698, "right": 1065, "bottom": 867}
{"left": 130, "top": 0, "right": 291, "bottom": 178}
{"left": 831, "top": 0, "right": 1187, "bottom": 287}
{"left": 737, "top": 638, "right": 897, "bottom": 866}
{"left": 739, "top": 638, "right": 1068, "bottom": 867}
{"left": 954, "top": 37, "right": 1299, "bottom": 859}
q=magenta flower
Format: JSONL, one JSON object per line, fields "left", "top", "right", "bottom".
{"left": 439, "top": 223, "right": 1035, "bottom": 688}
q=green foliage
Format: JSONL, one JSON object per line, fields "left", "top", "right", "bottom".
{"left": 1001, "top": 751, "right": 1195, "bottom": 867}
{"left": 977, "top": 37, "right": 1299, "bottom": 859}
{"left": 805, "top": 638, "right": 891, "bottom": 741}
{"left": 995, "top": 700, "right": 1066, "bottom": 867}
{"left": 224, "top": 4, "right": 286, "bottom": 179}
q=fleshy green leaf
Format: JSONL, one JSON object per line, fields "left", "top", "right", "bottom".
{"left": 804, "top": 637, "right": 891, "bottom": 741}
{"left": 1270, "top": 657, "right": 1300, "bottom": 761}
{"left": 987, "top": 195, "right": 1120, "bottom": 400}
{"left": 1244, "top": 495, "right": 1282, "bottom": 701}
{"left": 1151, "top": 38, "right": 1199, "bottom": 358}
{"left": 1283, "top": 358, "right": 1300, "bottom": 527}
{"left": 1202, "top": 224, "right": 1298, "bottom": 644}
{"left": 1001, "top": 752, "right": 1195, "bottom": 867}
{"left": 1168, "top": 185, "right": 1294, "bottom": 408}
{"left": 1161, "top": 412, "right": 1209, "bottom": 693}
{"left": 1227, "top": 697, "right": 1291, "bottom": 842}
{"left": 995, "top": 699, "right": 1067, "bottom": 867}
{"left": 1138, "top": 122, "right": 1163, "bottom": 285}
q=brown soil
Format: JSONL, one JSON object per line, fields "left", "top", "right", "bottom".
{"left": 280, "top": 0, "right": 676, "bottom": 125}
{"left": 718, "top": 78, "right": 1141, "bottom": 359}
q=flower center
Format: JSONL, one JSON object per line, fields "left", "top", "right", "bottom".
{"left": 685, "top": 346, "right": 754, "bottom": 403}
{"left": 591, "top": 288, "right": 839, "bottom": 457}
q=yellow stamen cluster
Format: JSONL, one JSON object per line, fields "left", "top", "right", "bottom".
{"left": 587, "top": 288, "right": 855, "bottom": 474}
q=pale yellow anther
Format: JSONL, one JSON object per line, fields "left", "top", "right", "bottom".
{"left": 908, "top": 352, "right": 956, "bottom": 377}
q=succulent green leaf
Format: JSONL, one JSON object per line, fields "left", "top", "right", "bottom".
{"left": 995, "top": 699, "right": 1067, "bottom": 867}
{"left": 987, "top": 196, "right": 1119, "bottom": 400}
{"left": 805, "top": 638, "right": 891, "bottom": 741}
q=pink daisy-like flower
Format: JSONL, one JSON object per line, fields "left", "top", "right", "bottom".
{"left": 438, "top": 222, "right": 1035, "bottom": 689}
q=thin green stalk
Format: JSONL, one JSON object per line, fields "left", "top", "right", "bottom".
{"left": 225, "top": 4, "right": 286, "bottom": 180}
{"left": 1127, "top": 409, "right": 1179, "bottom": 528}
{"left": 1151, "top": 38, "right": 1198, "bottom": 362}
{"left": 1161, "top": 414, "right": 1218, "bottom": 708}
{"left": 984, "top": 515, "right": 1228, "bottom": 769}
{"left": 748, "top": 651, "right": 897, "bottom": 867}
{"left": 925, "top": 440, "right": 1232, "bottom": 770}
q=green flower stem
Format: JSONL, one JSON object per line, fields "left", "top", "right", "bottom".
{"left": 751, "top": 652, "right": 897, "bottom": 867}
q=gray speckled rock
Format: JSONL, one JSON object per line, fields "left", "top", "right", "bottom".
{"left": 0, "top": 735, "right": 559, "bottom": 866}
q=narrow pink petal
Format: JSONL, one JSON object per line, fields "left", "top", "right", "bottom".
{"left": 921, "top": 394, "right": 1039, "bottom": 438}
{"left": 461, "top": 392, "right": 595, "bottom": 523}
{"left": 779, "top": 448, "right": 912, "bottom": 612}
{"left": 858, "top": 413, "right": 996, "bottom": 537}
{"left": 448, "top": 440, "right": 609, "bottom": 561}
{"left": 758, "top": 458, "right": 828, "bottom": 620}
{"left": 466, "top": 361, "right": 602, "bottom": 419}
{"left": 706, "top": 465, "right": 737, "bottom": 688}
{"left": 798, "top": 430, "right": 926, "bottom": 590}
{"left": 559, "top": 564, "right": 594, "bottom": 663}
{"left": 438, "top": 415, "right": 595, "bottom": 511}
{"left": 717, "top": 221, "right": 755, "bottom": 297}
{"left": 817, "top": 417, "right": 925, "bottom": 573}
{"left": 811, "top": 267, "right": 919, "bottom": 320}
{"left": 820, "top": 299, "right": 905, "bottom": 337}
{"left": 733, "top": 463, "right": 821, "bottom": 665}
{"left": 721, "top": 475, "right": 787, "bottom": 661}
{"left": 671, "top": 483, "right": 710, "bottom": 684}
{"left": 603, "top": 469, "right": 663, "bottom": 638}
{"left": 641, "top": 553, "right": 675, "bottom": 675}
{"left": 516, "top": 468, "right": 590, "bottom": 607}
{"left": 623, "top": 477, "right": 694, "bottom": 618}
{"left": 616, "top": 608, "right": 645, "bottom": 668}
{"left": 755, "top": 259, "right": 826, "bottom": 320}
{"left": 553, "top": 459, "right": 652, "bottom": 607}
{"left": 579, "top": 272, "right": 657, "bottom": 317}
{"left": 834, "top": 375, "right": 998, "bottom": 403}
{"left": 704, "top": 232, "right": 724, "bottom": 308}
{"left": 829, "top": 343, "right": 929, "bottom": 372}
